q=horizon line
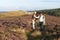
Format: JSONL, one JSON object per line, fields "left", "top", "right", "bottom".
{"left": 0, "top": 7, "right": 60, "bottom": 12}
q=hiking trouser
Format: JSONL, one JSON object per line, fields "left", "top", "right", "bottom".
{"left": 39, "top": 22, "right": 44, "bottom": 31}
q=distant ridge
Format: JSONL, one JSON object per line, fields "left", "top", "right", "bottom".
{"left": 27, "top": 8, "right": 60, "bottom": 12}
{"left": 0, "top": 10, "right": 26, "bottom": 17}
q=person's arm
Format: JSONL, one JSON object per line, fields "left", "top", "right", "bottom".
{"left": 34, "top": 15, "right": 39, "bottom": 18}
{"left": 35, "top": 16, "right": 39, "bottom": 18}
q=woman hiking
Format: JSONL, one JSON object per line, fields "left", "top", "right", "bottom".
{"left": 32, "top": 11, "right": 39, "bottom": 30}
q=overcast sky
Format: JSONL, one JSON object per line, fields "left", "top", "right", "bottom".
{"left": 0, "top": 0, "right": 60, "bottom": 11}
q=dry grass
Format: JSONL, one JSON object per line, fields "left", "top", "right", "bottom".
{"left": 0, "top": 26, "right": 27, "bottom": 40}
{"left": 0, "top": 10, "right": 30, "bottom": 17}
{"left": 31, "top": 30, "right": 41, "bottom": 37}
{"left": 0, "top": 11, "right": 60, "bottom": 40}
